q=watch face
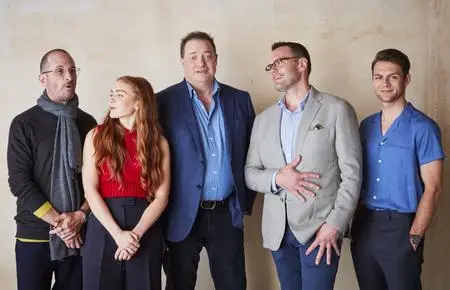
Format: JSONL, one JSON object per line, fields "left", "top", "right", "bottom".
{"left": 411, "top": 235, "right": 422, "bottom": 245}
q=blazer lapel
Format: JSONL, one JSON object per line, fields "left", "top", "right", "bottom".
{"left": 294, "top": 87, "right": 323, "bottom": 154}
{"left": 175, "top": 81, "right": 203, "bottom": 154}
{"left": 219, "top": 84, "right": 234, "bottom": 157}
{"left": 265, "top": 105, "right": 287, "bottom": 166}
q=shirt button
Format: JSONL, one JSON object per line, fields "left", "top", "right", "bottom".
{"left": 380, "top": 142, "right": 384, "bottom": 145}
{"left": 212, "top": 153, "right": 216, "bottom": 157}
{"left": 209, "top": 137, "right": 213, "bottom": 141}
{"left": 373, "top": 196, "right": 377, "bottom": 200}
{"left": 212, "top": 187, "right": 216, "bottom": 191}
{"left": 376, "top": 178, "right": 380, "bottom": 182}
{"left": 378, "top": 159, "right": 382, "bottom": 163}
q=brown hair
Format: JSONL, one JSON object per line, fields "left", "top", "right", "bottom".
{"left": 371, "top": 48, "right": 410, "bottom": 76}
{"left": 93, "top": 76, "right": 163, "bottom": 197}
{"left": 180, "top": 31, "right": 217, "bottom": 58}
{"left": 272, "top": 42, "right": 312, "bottom": 75}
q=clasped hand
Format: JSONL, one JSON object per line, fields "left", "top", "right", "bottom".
{"left": 113, "top": 230, "right": 141, "bottom": 261}
{"left": 49, "top": 211, "right": 85, "bottom": 249}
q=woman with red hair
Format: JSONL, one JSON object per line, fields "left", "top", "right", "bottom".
{"left": 82, "top": 76, "right": 170, "bottom": 290}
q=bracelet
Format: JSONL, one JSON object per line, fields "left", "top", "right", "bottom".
{"left": 78, "top": 209, "right": 90, "bottom": 222}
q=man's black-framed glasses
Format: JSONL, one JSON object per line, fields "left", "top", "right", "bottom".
{"left": 265, "top": 57, "right": 301, "bottom": 72}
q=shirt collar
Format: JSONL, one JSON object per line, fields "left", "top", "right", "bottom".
{"left": 404, "top": 102, "right": 414, "bottom": 117}
{"left": 277, "top": 89, "right": 311, "bottom": 113}
{"left": 376, "top": 101, "right": 414, "bottom": 123}
{"left": 185, "top": 79, "right": 220, "bottom": 99}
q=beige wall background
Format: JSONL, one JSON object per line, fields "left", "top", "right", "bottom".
{"left": 1, "top": 1, "right": 449, "bottom": 289}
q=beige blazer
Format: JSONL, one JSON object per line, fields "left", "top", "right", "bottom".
{"left": 245, "top": 86, "right": 362, "bottom": 251}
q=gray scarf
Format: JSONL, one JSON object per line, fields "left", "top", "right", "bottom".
{"left": 37, "top": 91, "right": 82, "bottom": 261}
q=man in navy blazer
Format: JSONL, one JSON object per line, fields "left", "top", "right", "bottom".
{"left": 156, "top": 31, "right": 256, "bottom": 290}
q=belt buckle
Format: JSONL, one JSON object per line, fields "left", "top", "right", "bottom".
{"left": 200, "top": 200, "right": 216, "bottom": 210}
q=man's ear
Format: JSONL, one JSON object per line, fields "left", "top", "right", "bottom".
{"left": 298, "top": 57, "right": 308, "bottom": 73}
{"left": 38, "top": 73, "right": 46, "bottom": 87}
{"left": 405, "top": 73, "right": 411, "bottom": 87}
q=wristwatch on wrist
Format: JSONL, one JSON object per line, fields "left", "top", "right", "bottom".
{"left": 410, "top": 234, "right": 423, "bottom": 247}
{"left": 79, "top": 209, "right": 90, "bottom": 222}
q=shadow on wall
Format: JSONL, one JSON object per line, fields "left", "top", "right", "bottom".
{"left": 0, "top": 265, "right": 16, "bottom": 289}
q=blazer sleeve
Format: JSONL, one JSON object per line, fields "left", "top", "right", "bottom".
{"left": 326, "top": 101, "right": 363, "bottom": 232}
{"left": 246, "top": 93, "right": 256, "bottom": 148}
{"left": 244, "top": 115, "right": 279, "bottom": 194}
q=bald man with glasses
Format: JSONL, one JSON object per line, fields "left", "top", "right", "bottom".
{"left": 7, "top": 49, "right": 96, "bottom": 290}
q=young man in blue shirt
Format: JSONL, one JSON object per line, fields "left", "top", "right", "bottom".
{"left": 351, "top": 48, "right": 444, "bottom": 290}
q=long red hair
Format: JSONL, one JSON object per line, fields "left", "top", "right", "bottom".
{"left": 93, "top": 76, "right": 163, "bottom": 198}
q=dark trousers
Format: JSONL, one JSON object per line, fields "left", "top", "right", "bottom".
{"left": 351, "top": 207, "right": 423, "bottom": 290}
{"left": 83, "top": 197, "right": 163, "bottom": 290}
{"left": 271, "top": 226, "right": 340, "bottom": 290}
{"left": 15, "top": 240, "right": 82, "bottom": 290}
{"left": 164, "top": 204, "right": 246, "bottom": 290}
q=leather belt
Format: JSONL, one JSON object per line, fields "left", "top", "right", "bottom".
{"left": 199, "top": 199, "right": 229, "bottom": 210}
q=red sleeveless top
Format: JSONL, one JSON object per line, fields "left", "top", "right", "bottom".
{"left": 98, "top": 128, "right": 148, "bottom": 198}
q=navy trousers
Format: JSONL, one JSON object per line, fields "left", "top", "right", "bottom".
{"left": 164, "top": 204, "right": 246, "bottom": 290}
{"left": 351, "top": 207, "right": 423, "bottom": 290}
{"left": 83, "top": 197, "right": 163, "bottom": 290}
{"left": 271, "top": 226, "right": 340, "bottom": 290}
{"left": 15, "top": 240, "right": 82, "bottom": 290}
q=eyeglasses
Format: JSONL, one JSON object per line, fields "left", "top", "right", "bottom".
{"left": 41, "top": 67, "right": 80, "bottom": 77}
{"left": 265, "top": 57, "right": 301, "bottom": 72}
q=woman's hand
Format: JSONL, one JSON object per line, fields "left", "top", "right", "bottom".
{"left": 113, "top": 230, "right": 140, "bottom": 256}
{"left": 114, "top": 248, "right": 133, "bottom": 261}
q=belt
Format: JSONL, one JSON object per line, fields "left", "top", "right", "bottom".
{"left": 359, "top": 205, "right": 415, "bottom": 221}
{"left": 199, "top": 199, "right": 229, "bottom": 210}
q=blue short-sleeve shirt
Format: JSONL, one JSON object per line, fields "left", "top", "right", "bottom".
{"left": 360, "top": 102, "right": 444, "bottom": 212}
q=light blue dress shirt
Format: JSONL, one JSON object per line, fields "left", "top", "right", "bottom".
{"left": 187, "top": 80, "right": 234, "bottom": 201}
{"left": 271, "top": 91, "right": 310, "bottom": 191}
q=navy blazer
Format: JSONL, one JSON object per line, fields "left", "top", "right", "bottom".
{"left": 157, "top": 80, "right": 256, "bottom": 242}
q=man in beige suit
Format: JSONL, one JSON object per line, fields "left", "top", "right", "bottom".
{"left": 245, "top": 42, "right": 362, "bottom": 290}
